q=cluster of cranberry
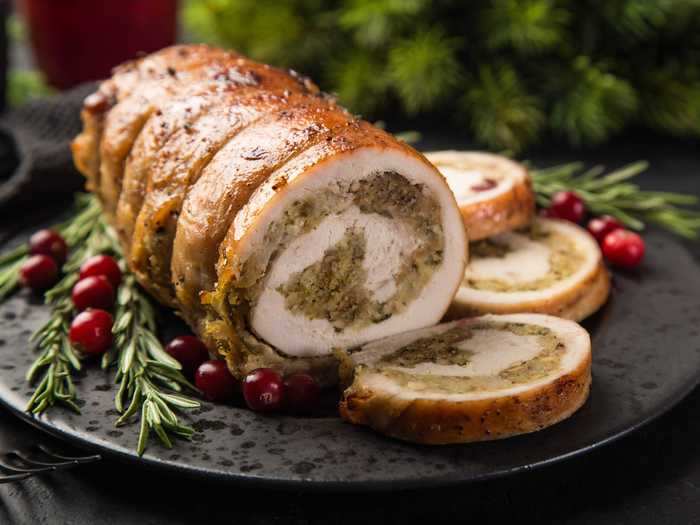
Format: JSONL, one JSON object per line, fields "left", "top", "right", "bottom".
{"left": 19, "top": 229, "right": 122, "bottom": 355}
{"left": 542, "top": 191, "right": 645, "bottom": 269}
{"left": 19, "top": 229, "right": 320, "bottom": 414}
{"left": 168, "top": 336, "right": 320, "bottom": 413}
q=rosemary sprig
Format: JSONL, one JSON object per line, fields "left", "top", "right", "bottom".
{"left": 25, "top": 198, "right": 108, "bottom": 414}
{"left": 1, "top": 194, "right": 199, "bottom": 454}
{"left": 531, "top": 162, "right": 700, "bottom": 239}
{"left": 0, "top": 194, "right": 102, "bottom": 302}
{"left": 108, "top": 274, "right": 199, "bottom": 456}
{"left": 25, "top": 294, "right": 81, "bottom": 414}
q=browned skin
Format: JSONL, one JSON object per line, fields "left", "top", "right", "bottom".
{"left": 72, "top": 45, "right": 233, "bottom": 197}
{"left": 116, "top": 90, "right": 215, "bottom": 248}
{"left": 446, "top": 261, "right": 611, "bottom": 322}
{"left": 339, "top": 352, "right": 591, "bottom": 444}
{"left": 117, "top": 59, "right": 321, "bottom": 256}
{"left": 97, "top": 47, "right": 238, "bottom": 218}
{"left": 461, "top": 176, "right": 535, "bottom": 241}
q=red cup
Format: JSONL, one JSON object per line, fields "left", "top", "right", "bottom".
{"left": 20, "top": 0, "right": 177, "bottom": 89}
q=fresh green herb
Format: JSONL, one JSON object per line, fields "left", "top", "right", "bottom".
{"left": 531, "top": 161, "right": 700, "bottom": 239}
{"left": 25, "top": 196, "right": 108, "bottom": 414}
{"left": 1, "top": 194, "right": 199, "bottom": 455}
{"left": 108, "top": 274, "right": 199, "bottom": 456}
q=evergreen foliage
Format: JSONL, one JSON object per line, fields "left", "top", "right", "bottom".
{"left": 184, "top": 0, "right": 700, "bottom": 152}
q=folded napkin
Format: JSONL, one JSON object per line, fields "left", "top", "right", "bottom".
{"left": 0, "top": 83, "right": 97, "bottom": 207}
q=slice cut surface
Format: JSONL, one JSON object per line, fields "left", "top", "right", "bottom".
{"left": 449, "top": 218, "right": 610, "bottom": 322}
{"left": 424, "top": 150, "right": 535, "bottom": 240}
{"left": 339, "top": 313, "right": 591, "bottom": 444}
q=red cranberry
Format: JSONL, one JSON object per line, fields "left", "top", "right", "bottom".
{"left": 545, "top": 191, "right": 586, "bottom": 223}
{"left": 195, "top": 360, "right": 237, "bottom": 402}
{"left": 29, "top": 229, "right": 68, "bottom": 265}
{"left": 69, "top": 309, "right": 113, "bottom": 355}
{"left": 19, "top": 255, "right": 59, "bottom": 291}
{"left": 79, "top": 255, "right": 122, "bottom": 288}
{"left": 71, "top": 275, "right": 115, "bottom": 311}
{"left": 284, "top": 373, "right": 320, "bottom": 413}
{"left": 587, "top": 215, "right": 623, "bottom": 244}
{"left": 165, "top": 336, "right": 210, "bottom": 378}
{"left": 602, "top": 229, "right": 645, "bottom": 269}
{"left": 242, "top": 368, "right": 284, "bottom": 412}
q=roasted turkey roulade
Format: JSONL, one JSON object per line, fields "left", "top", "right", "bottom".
{"left": 72, "top": 45, "right": 468, "bottom": 386}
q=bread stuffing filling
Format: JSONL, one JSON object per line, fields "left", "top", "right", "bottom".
{"left": 366, "top": 322, "right": 565, "bottom": 394}
{"left": 221, "top": 170, "right": 444, "bottom": 357}
{"left": 466, "top": 224, "right": 585, "bottom": 292}
{"left": 248, "top": 171, "right": 441, "bottom": 326}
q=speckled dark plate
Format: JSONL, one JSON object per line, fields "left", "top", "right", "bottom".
{"left": 1, "top": 224, "right": 699, "bottom": 491}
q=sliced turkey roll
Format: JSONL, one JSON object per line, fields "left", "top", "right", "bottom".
{"left": 339, "top": 313, "right": 591, "bottom": 444}
{"left": 424, "top": 151, "right": 535, "bottom": 240}
{"left": 72, "top": 45, "right": 468, "bottom": 386}
{"left": 449, "top": 218, "right": 610, "bottom": 322}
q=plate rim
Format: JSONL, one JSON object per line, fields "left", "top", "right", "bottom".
{"left": 1, "top": 368, "right": 697, "bottom": 492}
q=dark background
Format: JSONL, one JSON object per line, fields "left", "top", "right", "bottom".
{"left": 0, "top": 132, "right": 698, "bottom": 525}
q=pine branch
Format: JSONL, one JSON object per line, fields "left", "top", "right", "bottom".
{"left": 388, "top": 28, "right": 463, "bottom": 114}
{"left": 481, "top": 0, "right": 569, "bottom": 54}
{"left": 551, "top": 57, "right": 638, "bottom": 145}
{"left": 463, "top": 63, "right": 544, "bottom": 153}
{"left": 339, "top": 0, "right": 428, "bottom": 47}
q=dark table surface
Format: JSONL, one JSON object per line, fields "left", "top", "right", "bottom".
{"left": 0, "top": 132, "right": 699, "bottom": 524}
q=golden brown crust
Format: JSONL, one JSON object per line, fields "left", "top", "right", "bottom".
{"left": 97, "top": 47, "right": 238, "bottom": 218}
{"left": 125, "top": 84, "right": 325, "bottom": 307}
{"left": 460, "top": 175, "right": 535, "bottom": 241}
{"left": 339, "top": 351, "right": 591, "bottom": 444}
{"left": 71, "top": 45, "right": 226, "bottom": 196}
{"left": 446, "top": 261, "right": 611, "bottom": 322}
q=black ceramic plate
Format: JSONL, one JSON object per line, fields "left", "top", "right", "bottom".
{"left": 1, "top": 224, "right": 699, "bottom": 491}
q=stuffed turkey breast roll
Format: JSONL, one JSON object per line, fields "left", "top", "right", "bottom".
{"left": 72, "top": 45, "right": 468, "bottom": 386}
{"left": 182, "top": 121, "right": 468, "bottom": 385}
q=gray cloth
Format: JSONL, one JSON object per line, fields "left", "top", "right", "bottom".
{"left": 0, "top": 83, "right": 97, "bottom": 206}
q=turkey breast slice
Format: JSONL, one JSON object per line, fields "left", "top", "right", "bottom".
{"left": 448, "top": 218, "right": 611, "bottom": 321}
{"left": 339, "top": 313, "right": 591, "bottom": 444}
{"left": 197, "top": 127, "right": 467, "bottom": 383}
{"left": 424, "top": 150, "right": 535, "bottom": 240}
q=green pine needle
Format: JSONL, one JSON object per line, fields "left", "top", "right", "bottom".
{"left": 481, "top": 0, "right": 569, "bottom": 54}
{"left": 463, "top": 64, "right": 545, "bottom": 153}
{"left": 388, "top": 29, "right": 463, "bottom": 114}
{"left": 328, "top": 51, "right": 389, "bottom": 115}
{"left": 340, "top": 0, "right": 427, "bottom": 47}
